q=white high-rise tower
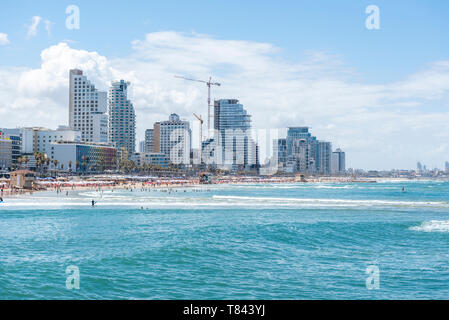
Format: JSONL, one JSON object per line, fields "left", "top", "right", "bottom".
{"left": 69, "top": 69, "right": 108, "bottom": 143}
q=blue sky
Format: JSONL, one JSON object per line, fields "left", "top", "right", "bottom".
{"left": 0, "top": 1, "right": 449, "bottom": 169}
{"left": 2, "top": 0, "right": 449, "bottom": 82}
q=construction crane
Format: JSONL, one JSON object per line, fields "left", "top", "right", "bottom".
{"left": 175, "top": 75, "right": 221, "bottom": 133}
{"left": 193, "top": 113, "right": 203, "bottom": 164}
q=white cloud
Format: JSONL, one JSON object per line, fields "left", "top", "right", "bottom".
{"left": 1, "top": 32, "right": 449, "bottom": 170}
{"left": 27, "top": 16, "right": 42, "bottom": 38}
{"left": 0, "top": 33, "right": 9, "bottom": 45}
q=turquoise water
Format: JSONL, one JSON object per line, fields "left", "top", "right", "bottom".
{"left": 1, "top": 181, "right": 449, "bottom": 299}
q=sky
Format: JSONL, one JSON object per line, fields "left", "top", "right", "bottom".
{"left": 0, "top": 0, "right": 448, "bottom": 170}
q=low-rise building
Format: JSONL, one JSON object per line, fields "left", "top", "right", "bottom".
{"left": 50, "top": 141, "right": 117, "bottom": 173}
{"left": 131, "top": 152, "right": 170, "bottom": 168}
{"left": 0, "top": 134, "right": 12, "bottom": 170}
{"left": 9, "top": 170, "right": 35, "bottom": 189}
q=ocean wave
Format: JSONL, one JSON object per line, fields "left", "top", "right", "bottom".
{"left": 212, "top": 195, "right": 448, "bottom": 207}
{"left": 409, "top": 220, "right": 449, "bottom": 233}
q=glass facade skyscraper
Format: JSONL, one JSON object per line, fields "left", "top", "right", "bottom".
{"left": 213, "top": 99, "right": 257, "bottom": 171}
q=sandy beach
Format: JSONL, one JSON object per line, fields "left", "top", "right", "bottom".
{"left": 1, "top": 174, "right": 438, "bottom": 200}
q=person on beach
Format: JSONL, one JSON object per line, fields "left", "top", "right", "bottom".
{"left": 91, "top": 199, "right": 97, "bottom": 207}
{"left": 0, "top": 197, "right": 3, "bottom": 203}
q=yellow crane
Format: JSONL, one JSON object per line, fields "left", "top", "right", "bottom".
{"left": 193, "top": 113, "right": 203, "bottom": 164}
{"left": 175, "top": 75, "right": 221, "bottom": 133}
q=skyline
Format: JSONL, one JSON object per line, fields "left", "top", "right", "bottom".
{"left": 1, "top": 1, "right": 449, "bottom": 170}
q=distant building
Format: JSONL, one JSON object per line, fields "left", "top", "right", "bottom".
{"left": 417, "top": 162, "right": 423, "bottom": 172}
{"left": 274, "top": 127, "right": 336, "bottom": 175}
{"left": 50, "top": 141, "right": 117, "bottom": 173}
{"left": 145, "top": 129, "right": 154, "bottom": 153}
{"left": 286, "top": 127, "right": 317, "bottom": 174}
{"left": 154, "top": 114, "right": 191, "bottom": 165}
{"left": 0, "top": 133, "right": 12, "bottom": 170}
{"left": 445, "top": 161, "right": 449, "bottom": 172}
{"left": 213, "top": 99, "right": 257, "bottom": 171}
{"left": 139, "top": 141, "right": 145, "bottom": 153}
{"left": 108, "top": 80, "right": 136, "bottom": 156}
{"left": 331, "top": 148, "right": 346, "bottom": 174}
{"left": 69, "top": 69, "right": 108, "bottom": 143}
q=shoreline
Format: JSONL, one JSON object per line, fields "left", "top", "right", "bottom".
{"left": 1, "top": 176, "right": 447, "bottom": 199}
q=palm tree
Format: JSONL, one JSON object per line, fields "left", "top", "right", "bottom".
{"left": 45, "top": 158, "right": 50, "bottom": 173}
{"left": 17, "top": 157, "right": 23, "bottom": 169}
{"left": 24, "top": 156, "right": 30, "bottom": 169}
{"left": 68, "top": 161, "right": 72, "bottom": 173}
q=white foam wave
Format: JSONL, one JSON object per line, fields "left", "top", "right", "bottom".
{"left": 409, "top": 220, "right": 449, "bottom": 233}
{"left": 212, "top": 195, "right": 448, "bottom": 207}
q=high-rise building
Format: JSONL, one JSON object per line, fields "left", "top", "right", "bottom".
{"left": 445, "top": 161, "right": 449, "bottom": 172}
{"left": 145, "top": 129, "right": 154, "bottom": 153}
{"left": 316, "top": 141, "right": 332, "bottom": 175}
{"left": 273, "top": 138, "right": 287, "bottom": 169}
{"left": 213, "top": 99, "right": 257, "bottom": 171}
{"left": 154, "top": 114, "right": 191, "bottom": 165}
{"left": 69, "top": 69, "right": 108, "bottom": 143}
{"left": 274, "top": 127, "right": 337, "bottom": 175}
{"left": 285, "top": 127, "right": 317, "bottom": 173}
{"left": 108, "top": 80, "right": 136, "bottom": 156}
{"left": 331, "top": 148, "right": 346, "bottom": 174}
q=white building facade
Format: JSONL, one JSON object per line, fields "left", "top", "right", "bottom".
{"left": 69, "top": 69, "right": 108, "bottom": 143}
{"left": 154, "top": 114, "right": 191, "bottom": 165}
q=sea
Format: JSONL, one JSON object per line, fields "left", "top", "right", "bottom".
{"left": 1, "top": 180, "right": 449, "bottom": 299}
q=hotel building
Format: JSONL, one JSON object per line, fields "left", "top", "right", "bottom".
{"left": 154, "top": 114, "right": 191, "bottom": 165}
{"left": 69, "top": 69, "right": 108, "bottom": 143}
